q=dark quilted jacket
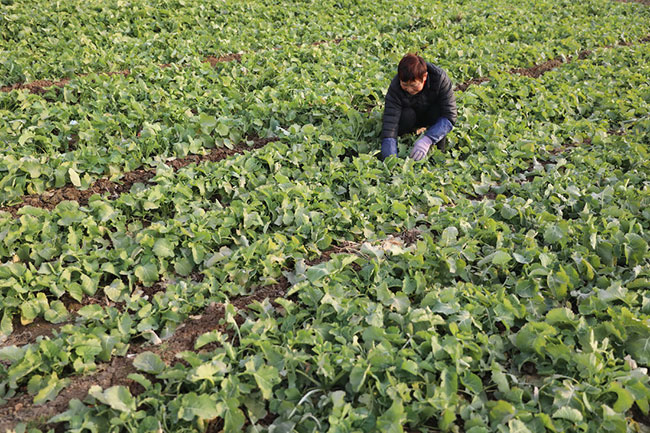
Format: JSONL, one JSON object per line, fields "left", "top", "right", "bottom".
{"left": 381, "top": 62, "right": 457, "bottom": 139}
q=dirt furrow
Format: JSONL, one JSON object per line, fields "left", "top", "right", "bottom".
{"left": 0, "top": 278, "right": 289, "bottom": 432}
{"left": 0, "top": 136, "right": 278, "bottom": 218}
{"left": 456, "top": 35, "right": 648, "bottom": 91}
{"left": 0, "top": 271, "right": 206, "bottom": 349}
{"left": 0, "top": 231, "right": 425, "bottom": 431}
{"left": 0, "top": 37, "right": 350, "bottom": 95}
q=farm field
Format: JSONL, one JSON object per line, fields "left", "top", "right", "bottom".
{"left": 0, "top": 0, "right": 649, "bottom": 431}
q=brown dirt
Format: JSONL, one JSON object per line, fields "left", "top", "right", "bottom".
{"left": 311, "top": 38, "right": 344, "bottom": 47}
{"left": 203, "top": 53, "right": 242, "bottom": 67}
{"left": 0, "top": 79, "right": 71, "bottom": 95}
{"left": 168, "top": 136, "right": 278, "bottom": 171}
{"left": 0, "top": 355, "right": 138, "bottom": 432}
{"left": 2, "top": 271, "right": 207, "bottom": 349}
{"left": 0, "top": 278, "right": 289, "bottom": 432}
{"left": 0, "top": 317, "right": 68, "bottom": 349}
{"left": 304, "top": 241, "right": 359, "bottom": 266}
{"left": 456, "top": 49, "right": 593, "bottom": 91}
{"left": 548, "top": 137, "right": 591, "bottom": 156}
{"left": 466, "top": 191, "right": 498, "bottom": 201}
{"left": 1, "top": 136, "right": 278, "bottom": 218}
{"left": 454, "top": 77, "right": 490, "bottom": 92}
{"left": 0, "top": 33, "right": 356, "bottom": 95}
{"left": 0, "top": 169, "right": 155, "bottom": 218}
{"left": 511, "top": 57, "right": 566, "bottom": 78}
{"left": 631, "top": 403, "right": 650, "bottom": 427}
{"left": 397, "top": 228, "right": 422, "bottom": 246}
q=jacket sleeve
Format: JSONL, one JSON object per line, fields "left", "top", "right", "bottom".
{"left": 381, "top": 80, "right": 402, "bottom": 139}
{"left": 436, "top": 70, "right": 457, "bottom": 125}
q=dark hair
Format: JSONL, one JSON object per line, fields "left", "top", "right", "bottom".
{"left": 398, "top": 53, "right": 427, "bottom": 82}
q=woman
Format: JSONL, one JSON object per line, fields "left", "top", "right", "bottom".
{"left": 380, "top": 53, "right": 457, "bottom": 160}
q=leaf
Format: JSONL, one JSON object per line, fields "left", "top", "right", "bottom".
{"left": 609, "top": 382, "right": 634, "bottom": 413}
{"left": 489, "top": 400, "right": 515, "bottom": 424}
{"left": 461, "top": 372, "right": 483, "bottom": 395}
{"left": 624, "top": 233, "right": 648, "bottom": 266}
{"left": 216, "top": 122, "right": 230, "bottom": 137}
{"left": 195, "top": 330, "right": 225, "bottom": 349}
{"left": 174, "top": 257, "right": 194, "bottom": 276}
{"left": 135, "top": 263, "right": 159, "bottom": 285}
{"left": 626, "top": 335, "right": 650, "bottom": 365}
{"left": 401, "top": 359, "right": 419, "bottom": 376}
{"left": 190, "top": 361, "right": 228, "bottom": 382}
{"left": 33, "top": 373, "right": 69, "bottom": 405}
{"left": 500, "top": 205, "right": 518, "bottom": 220}
{"left": 68, "top": 168, "right": 81, "bottom": 187}
{"left": 508, "top": 419, "right": 533, "bottom": 433}
{"left": 552, "top": 406, "right": 583, "bottom": 422}
{"left": 306, "top": 264, "right": 329, "bottom": 283}
{"left": 224, "top": 397, "right": 246, "bottom": 431}
{"left": 545, "top": 308, "right": 576, "bottom": 326}
{"left": 441, "top": 226, "right": 458, "bottom": 246}
{"left": 0, "top": 312, "right": 13, "bottom": 339}
{"left": 91, "top": 385, "right": 136, "bottom": 414}
{"left": 198, "top": 113, "right": 216, "bottom": 132}
{"left": 492, "top": 251, "right": 512, "bottom": 266}
{"left": 252, "top": 365, "right": 280, "bottom": 400}
{"left": 350, "top": 364, "right": 368, "bottom": 392}
{"left": 180, "top": 392, "right": 219, "bottom": 421}
{"left": 544, "top": 224, "right": 564, "bottom": 245}
{"left": 376, "top": 399, "right": 405, "bottom": 433}
{"left": 133, "top": 352, "right": 166, "bottom": 375}
{"left": 152, "top": 238, "right": 175, "bottom": 258}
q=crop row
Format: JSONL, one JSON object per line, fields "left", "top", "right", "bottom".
{"left": 0, "top": 42, "right": 647, "bottom": 331}
{"left": 1, "top": 0, "right": 647, "bottom": 87}
{"left": 63, "top": 245, "right": 647, "bottom": 432}
{"left": 1, "top": 116, "right": 647, "bottom": 424}
{"left": 1, "top": 4, "right": 649, "bottom": 205}
{"left": 3, "top": 193, "right": 648, "bottom": 431}
{"left": 1, "top": 28, "right": 648, "bottom": 433}
{"left": 2, "top": 38, "right": 646, "bottom": 218}
{"left": 0, "top": 0, "right": 391, "bottom": 87}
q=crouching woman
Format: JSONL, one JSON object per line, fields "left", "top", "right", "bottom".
{"left": 380, "top": 53, "right": 457, "bottom": 160}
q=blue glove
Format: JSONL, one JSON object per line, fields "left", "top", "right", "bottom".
{"left": 381, "top": 137, "right": 397, "bottom": 160}
{"left": 410, "top": 117, "right": 453, "bottom": 161}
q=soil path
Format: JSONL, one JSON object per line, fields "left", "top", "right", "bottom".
{"left": 0, "top": 136, "right": 278, "bottom": 218}
{"left": 0, "top": 279, "right": 289, "bottom": 432}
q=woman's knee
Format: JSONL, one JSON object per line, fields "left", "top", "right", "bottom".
{"left": 398, "top": 107, "right": 418, "bottom": 136}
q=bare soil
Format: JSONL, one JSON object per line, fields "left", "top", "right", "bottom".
{"left": 1, "top": 137, "right": 278, "bottom": 218}
{"left": 0, "top": 169, "right": 155, "bottom": 218}
{"left": 0, "top": 79, "right": 71, "bottom": 95}
{"left": 168, "top": 137, "right": 278, "bottom": 171}
{"left": 304, "top": 241, "right": 360, "bottom": 266}
{"left": 0, "top": 318, "right": 68, "bottom": 349}
{"left": 203, "top": 54, "right": 242, "bottom": 67}
{"left": 454, "top": 77, "right": 490, "bottom": 92}
{"left": 511, "top": 57, "right": 565, "bottom": 78}
{"left": 397, "top": 228, "right": 422, "bottom": 246}
{"left": 2, "top": 272, "right": 206, "bottom": 349}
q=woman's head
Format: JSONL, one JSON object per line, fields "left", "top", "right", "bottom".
{"left": 398, "top": 53, "right": 428, "bottom": 95}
